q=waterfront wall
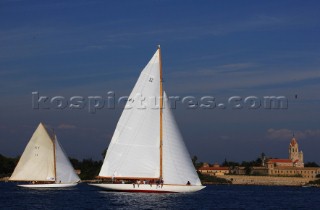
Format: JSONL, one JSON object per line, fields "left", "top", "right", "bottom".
{"left": 221, "top": 175, "right": 316, "bottom": 186}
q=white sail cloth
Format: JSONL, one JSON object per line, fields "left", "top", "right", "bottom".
{"left": 10, "top": 123, "right": 80, "bottom": 183}
{"left": 100, "top": 50, "right": 161, "bottom": 178}
{"left": 10, "top": 123, "right": 55, "bottom": 181}
{"left": 162, "top": 92, "right": 201, "bottom": 185}
{"left": 99, "top": 48, "right": 202, "bottom": 186}
{"left": 55, "top": 137, "right": 80, "bottom": 183}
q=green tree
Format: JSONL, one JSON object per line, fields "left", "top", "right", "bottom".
{"left": 221, "top": 159, "right": 240, "bottom": 167}
{"left": 0, "top": 154, "right": 19, "bottom": 177}
{"left": 191, "top": 155, "right": 203, "bottom": 169}
{"left": 192, "top": 156, "right": 198, "bottom": 167}
{"left": 78, "top": 158, "right": 103, "bottom": 180}
{"left": 304, "top": 162, "right": 319, "bottom": 167}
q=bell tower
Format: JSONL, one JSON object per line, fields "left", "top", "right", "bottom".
{"left": 288, "top": 134, "right": 304, "bottom": 167}
{"left": 289, "top": 137, "right": 299, "bottom": 161}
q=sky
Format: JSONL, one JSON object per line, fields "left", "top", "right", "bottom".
{"left": 0, "top": 0, "right": 320, "bottom": 164}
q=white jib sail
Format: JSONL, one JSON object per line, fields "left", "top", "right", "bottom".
{"left": 162, "top": 92, "right": 202, "bottom": 186}
{"left": 9, "top": 123, "right": 55, "bottom": 181}
{"left": 99, "top": 49, "right": 161, "bottom": 178}
{"left": 55, "top": 137, "right": 80, "bottom": 183}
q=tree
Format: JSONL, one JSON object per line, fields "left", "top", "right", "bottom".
{"left": 255, "top": 158, "right": 262, "bottom": 166}
{"left": 304, "top": 162, "right": 319, "bottom": 167}
{"left": 69, "top": 158, "right": 80, "bottom": 169}
{"left": 191, "top": 155, "right": 203, "bottom": 169}
{"left": 221, "top": 159, "right": 240, "bottom": 167}
{"left": 78, "top": 158, "right": 103, "bottom": 180}
{"left": 0, "top": 154, "right": 19, "bottom": 177}
{"left": 245, "top": 166, "right": 251, "bottom": 175}
{"left": 68, "top": 157, "right": 103, "bottom": 180}
{"left": 192, "top": 156, "right": 198, "bottom": 167}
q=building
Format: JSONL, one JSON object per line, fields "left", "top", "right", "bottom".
{"left": 267, "top": 159, "right": 294, "bottom": 167}
{"left": 233, "top": 166, "right": 246, "bottom": 175}
{"left": 198, "top": 163, "right": 230, "bottom": 176}
{"left": 199, "top": 136, "right": 320, "bottom": 178}
{"left": 289, "top": 137, "right": 304, "bottom": 167}
{"left": 264, "top": 136, "right": 319, "bottom": 178}
{"left": 268, "top": 166, "right": 320, "bottom": 178}
{"left": 266, "top": 137, "right": 304, "bottom": 168}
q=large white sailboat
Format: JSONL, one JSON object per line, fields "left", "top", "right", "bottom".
{"left": 9, "top": 123, "right": 80, "bottom": 188}
{"left": 90, "top": 46, "right": 205, "bottom": 193}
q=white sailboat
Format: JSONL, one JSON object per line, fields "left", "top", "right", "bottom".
{"left": 9, "top": 123, "right": 80, "bottom": 188}
{"left": 90, "top": 46, "right": 205, "bottom": 193}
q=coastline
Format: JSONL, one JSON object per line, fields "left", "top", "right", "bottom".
{"left": 0, "top": 177, "right": 9, "bottom": 182}
{"left": 219, "top": 175, "right": 318, "bottom": 186}
{"left": 2, "top": 176, "right": 319, "bottom": 187}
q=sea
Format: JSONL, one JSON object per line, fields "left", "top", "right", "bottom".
{"left": 0, "top": 182, "right": 319, "bottom": 209}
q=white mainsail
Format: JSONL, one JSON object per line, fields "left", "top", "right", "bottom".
{"left": 10, "top": 123, "right": 55, "bottom": 181}
{"left": 9, "top": 123, "right": 80, "bottom": 184}
{"left": 99, "top": 50, "right": 161, "bottom": 178}
{"left": 99, "top": 48, "right": 201, "bottom": 186}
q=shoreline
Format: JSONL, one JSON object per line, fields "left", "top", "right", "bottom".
{"left": 220, "top": 175, "right": 318, "bottom": 186}
{"left": 2, "top": 176, "right": 319, "bottom": 187}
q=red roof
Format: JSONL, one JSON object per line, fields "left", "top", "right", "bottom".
{"left": 268, "top": 159, "right": 292, "bottom": 163}
{"left": 198, "top": 167, "right": 229, "bottom": 171}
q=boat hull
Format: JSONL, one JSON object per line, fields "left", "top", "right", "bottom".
{"left": 18, "top": 183, "right": 78, "bottom": 188}
{"left": 89, "top": 183, "right": 205, "bottom": 193}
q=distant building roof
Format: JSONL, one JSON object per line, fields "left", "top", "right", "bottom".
{"left": 198, "top": 166, "right": 229, "bottom": 171}
{"left": 268, "top": 159, "right": 292, "bottom": 163}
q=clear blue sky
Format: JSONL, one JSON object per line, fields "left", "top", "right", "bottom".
{"left": 1, "top": 0, "right": 320, "bottom": 163}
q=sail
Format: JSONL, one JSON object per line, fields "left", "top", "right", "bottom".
{"left": 99, "top": 49, "right": 161, "bottom": 178}
{"left": 162, "top": 92, "right": 202, "bottom": 185}
{"left": 55, "top": 137, "right": 80, "bottom": 183}
{"left": 9, "top": 123, "right": 55, "bottom": 181}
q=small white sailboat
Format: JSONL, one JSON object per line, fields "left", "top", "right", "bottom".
{"left": 9, "top": 123, "right": 80, "bottom": 188}
{"left": 90, "top": 46, "right": 205, "bottom": 193}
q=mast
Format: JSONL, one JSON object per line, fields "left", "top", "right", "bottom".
{"left": 158, "top": 45, "right": 163, "bottom": 179}
{"left": 53, "top": 133, "right": 57, "bottom": 182}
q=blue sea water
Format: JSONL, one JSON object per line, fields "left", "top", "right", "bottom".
{"left": 0, "top": 182, "right": 319, "bottom": 209}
